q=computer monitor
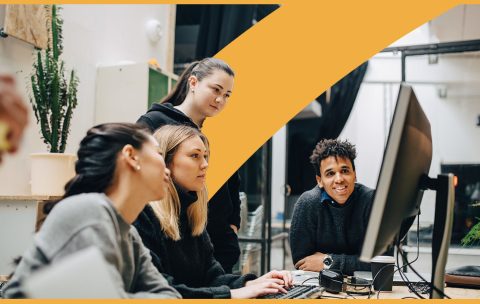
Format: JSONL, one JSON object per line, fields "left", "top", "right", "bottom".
{"left": 360, "top": 84, "right": 455, "bottom": 299}
{"left": 360, "top": 84, "right": 432, "bottom": 259}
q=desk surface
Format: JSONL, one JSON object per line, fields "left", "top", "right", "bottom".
{"left": 361, "top": 285, "right": 480, "bottom": 299}
{"left": 316, "top": 286, "right": 480, "bottom": 299}
{"left": 292, "top": 271, "right": 479, "bottom": 299}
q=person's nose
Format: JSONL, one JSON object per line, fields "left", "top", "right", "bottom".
{"left": 334, "top": 172, "right": 344, "bottom": 183}
{"left": 200, "top": 158, "right": 208, "bottom": 170}
{"left": 215, "top": 95, "right": 226, "bottom": 104}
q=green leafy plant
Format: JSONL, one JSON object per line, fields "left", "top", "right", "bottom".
{"left": 30, "top": 5, "right": 79, "bottom": 153}
{"left": 460, "top": 202, "right": 480, "bottom": 246}
{"left": 461, "top": 217, "right": 480, "bottom": 247}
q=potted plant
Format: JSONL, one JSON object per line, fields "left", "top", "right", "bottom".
{"left": 29, "top": 5, "right": 79, "bottom": 196}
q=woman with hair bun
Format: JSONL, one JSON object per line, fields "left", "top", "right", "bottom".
{"left": 3, "top": 123, "right": 180, "bottom": 299}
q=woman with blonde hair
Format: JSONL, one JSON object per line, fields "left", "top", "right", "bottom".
{"left": 134, "top": 125, "right": 292, "bottom": 299}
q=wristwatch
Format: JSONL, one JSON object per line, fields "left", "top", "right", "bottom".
{"left": 323, "top": 254, "right": 333, "bottom": 270}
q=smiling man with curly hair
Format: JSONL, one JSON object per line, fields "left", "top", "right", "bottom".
{"left": 290, "top": 139, "right": 375, "bottom": 275}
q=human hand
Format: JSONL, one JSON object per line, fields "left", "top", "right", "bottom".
{"left": 231, "top": 280, "right": 287, "bottom": 299}
{"left": 229, "top": 224, "right": 238, "bottom": 234}
{"left": 245, "top": 270, "right": 293, "bottom": 288}
{"left": 294, "top": 252, "right": 326, "bottom": 272}
{"left": 0, "top": 75, "right": 28, "bottom": 161}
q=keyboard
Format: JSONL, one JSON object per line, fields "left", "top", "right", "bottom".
{"left": 260, "top": 285, "right": 323, "bottom": 299}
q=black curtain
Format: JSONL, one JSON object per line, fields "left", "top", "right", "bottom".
{"left": 286, "top": 62, "right": 369, "bottom": 201}
{"left": 195, "top": 5, "right": 278, "bottom": 58}
{"left": 316, "top": 61, "right": 369, "bottom": 140}
{"left": 287, "top": 118, "right": 324, "bottom": 200}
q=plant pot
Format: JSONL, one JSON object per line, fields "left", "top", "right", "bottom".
{"left": 30, "top": 153, "right": 76, "bottom": 196}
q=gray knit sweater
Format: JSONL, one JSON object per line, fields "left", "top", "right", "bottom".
{"left": 289, "top": 184, "right": 374, "bottom": 275}
{"left": 3, "top": 193, "right": 181, "bottom": 299}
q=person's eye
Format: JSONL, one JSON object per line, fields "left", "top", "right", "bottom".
{"left": 342, "top": 169, "right": 350, "bottom": 174}
{"left": 225, "top": 94, "right": 230, "bottom": 99}
{"left": 326, "top": 172, "right": 334, "bottom": 177}
{"left": 191, "top": 154, "right": 199, "bottom": 159}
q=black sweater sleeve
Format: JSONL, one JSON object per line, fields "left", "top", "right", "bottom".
{"left": 330, "top": 253, "right": 371, "bottom": 275}
{"left": 160, "top": 272, "right": 231, "bottom": 299}
{"left": 202, "top": 232, "right": 256, "bottom": 289}
{"left": 134, "top": 213, "right": 230, "bottom": 298}
{"left": 289, "top": 192, "right": 318, "bottom": 265}
{"left": 134, "top": 208, "right": 257, "bottom": 299}
{"left": 166, "top": 233, "right": 256, "bottom": 298}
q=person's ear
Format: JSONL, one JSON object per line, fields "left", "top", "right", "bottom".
{"left": 121, "top": 145, "right": 140, "bottom": 171}
{"left": 188, "top": 75, "right": 198, "bottom": 92}
{"left": 316, "top": 175, "right": 323, "bottom": 188}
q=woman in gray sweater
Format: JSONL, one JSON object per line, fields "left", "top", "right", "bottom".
{"left": 3, "top": 123, "right": 180, "bottom": 299}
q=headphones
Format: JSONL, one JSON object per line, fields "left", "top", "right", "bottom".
{"left": 319, "top": 269, "right": 344, "bottom": 293}
{"left": 345, "top": 276, "right": 372, "bottom": 295}
{"left": 319, "top": 270, "right": 372, "bottom": 295}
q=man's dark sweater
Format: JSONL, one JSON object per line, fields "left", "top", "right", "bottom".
{"left": 133, "top": 184, "right": 255, "bottom": 298}
{"left": 137, "top": 103, "right": 241, "bottom": 273}
{"left": 289, "top": 183, "right": 374, "bottom": 275}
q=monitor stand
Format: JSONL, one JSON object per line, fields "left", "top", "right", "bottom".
{"left": 421, "top": 173, "right": 455, "bottom": 299}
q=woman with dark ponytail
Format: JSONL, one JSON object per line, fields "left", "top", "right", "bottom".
{"left": 137, "top": 58, "right": 241, "bottom": 273}
{"left": 139, "top": 58, "right": 234, "bottom": 129}
{"left": 3, "top": 123, "right": 181, "bottom": 299}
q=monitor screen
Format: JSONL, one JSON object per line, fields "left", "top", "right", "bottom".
{"left": 360, "top": 84, "right": 432, "bottom": 261}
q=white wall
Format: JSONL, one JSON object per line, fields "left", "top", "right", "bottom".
{"left": 0, "top": 4, "right": 175, "bottom": 195}
{"left": 337, "top": 6, "right": 480, "bottom": 275}
{"left": 340, "top": 5, "right": 480, "bottom": 225}
{"left": 345, "top": 82, "right": 480, "bottom": 225}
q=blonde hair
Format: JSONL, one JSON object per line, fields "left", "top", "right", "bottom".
{"left": 149, "top": 125, "right": 209, "bottom": 241}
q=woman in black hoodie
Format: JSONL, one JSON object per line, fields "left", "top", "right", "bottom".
{"left": 133, "top": 125, "right": 292, "bottom": 298}
{"left": 137, "top": 58, "right": 241, "bottom": 273}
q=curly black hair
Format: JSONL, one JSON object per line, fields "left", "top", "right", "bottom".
{"left": 310, "top": 139, "right": 357, "bottom": 176}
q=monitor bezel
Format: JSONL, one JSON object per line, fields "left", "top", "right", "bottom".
{"left": 360, "top": 84, "right": 414, "bottom": 262}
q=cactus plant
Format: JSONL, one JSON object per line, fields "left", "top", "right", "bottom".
{"left": 30, "top": 5, "right": 79, "bottom": 153}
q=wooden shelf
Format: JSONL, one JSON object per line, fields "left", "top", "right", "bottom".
{"left": 0, "top": 195, "right": 61, "bottom": 201}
